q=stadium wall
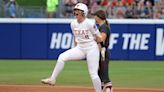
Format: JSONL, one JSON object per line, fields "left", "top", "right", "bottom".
{"left": 0, "top": 19, "right": 164, "bottom": 60}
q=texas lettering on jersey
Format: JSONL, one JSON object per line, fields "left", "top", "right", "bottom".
{"left": 73, "top": 29, "right": 90, "bottom": 39}
{"left": 71, "top": 18, "right": 99, "bottom": 43}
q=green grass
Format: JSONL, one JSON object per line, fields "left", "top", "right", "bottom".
{"left": 0, "top": 60, "right": 91, "bottom": 86}
{"left": 110, "top": 61, "right": 164, "bottom": 88}
{"left": 0, "top": 60, "right": 164, "bottom": 88}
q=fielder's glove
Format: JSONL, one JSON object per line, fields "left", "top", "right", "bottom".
{"left": 101, "top": 47, "right": 106, "bottom": 61}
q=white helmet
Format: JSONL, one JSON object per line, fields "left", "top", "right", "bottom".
{"left": 74, "top": 3, "right": 88, "bottom": 16}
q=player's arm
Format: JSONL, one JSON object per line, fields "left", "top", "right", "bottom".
{"left": 94, "top": 30, "right": 106, "bottom": 61}
{"left": 70, "top": 22, "right": 77, "bottom": 47}
{"left": 100, "top": 26, "right": 109, "bottom": 61}
{"left": 89, "top": 23, "right": 102, "bottom": 42}
{"left": 100, "top": 32, "right": 107, "bottom": 61}
{"left": 92, "top": 24, "right": 108, "bottom": 61}
{"left": 101, "top": 32, "right": 107, "bottom": 43}
{"left": 89, "top": 22, "right": 105, "bottom": 48}
{"left": 96, "top": 32, "right": 107, "bottom": 43}
{"left": 96, "top": 32, "right": 103, "bottom": 43}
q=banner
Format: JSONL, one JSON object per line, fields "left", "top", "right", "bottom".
{"left": 0, "top": 23, "right": 21, "bottom": 59}
{"left": 0, "top": 19, "right": 163, "bottom": 60}
{"left": 21, "top": 24, "right": 48, "bottom": 59}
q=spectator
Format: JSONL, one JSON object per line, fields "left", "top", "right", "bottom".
{"left": 135, "top": 0, "right": 153, "bottom": 18}
{"left": 106, "top": 3, "right": 114, "bottom": 18}
{"left": 155, "top": 0, "right": 160, "bottom": 8}
{"left": 125, "top": 5, "right": 134, "bottom": 18}
{"left": 7, "top": 0, "right": 17, "bottom": 18}
{"left": 145, "top": 0, "right": 153, "bottom": 18}
{"left": 112, "top": 0, "right": 119, "bottom": 7}
{"left": 153, "top": 9, "right": 161, "bottom": 19}
{"left": 63, "top": 0, "right": 77, "bottom": 18}
{"left": 90, "top": 1, "right": 101, "bottom": 17}
{"left": 78, "top": 0, "right": 91, "bottom": 7}
{"left": 144, "top": 0, "right": 154, "bottom": 6}
{"left": 160, "top": 8, "right": 164, "bottom": 19}
{"left": 46, "top": 0, "right": 59, "bottom": 18}
{"left": 114, "top": 1, "right": 126, "bottom": 19}
{"left": 154, "top": 0, "right": 164, "bottom": 18}
{"left": 122, "top": 0, "right": 134, "bottom": 5}
{"left": 100, "top": 0, "right": 110, "bottom": 11}
{"left": 3, "top": 0, "right": 9, "bottom": 4}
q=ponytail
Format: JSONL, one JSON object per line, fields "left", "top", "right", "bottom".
{"left": 105, "top": 19, "right": 109, "bottom": 25}
{"left": 105, "top": 19, "right": 111, "bottom": 31}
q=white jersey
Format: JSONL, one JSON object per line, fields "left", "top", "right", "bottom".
{"left": 71, "top": 18, "right": 100, "bottom": 44}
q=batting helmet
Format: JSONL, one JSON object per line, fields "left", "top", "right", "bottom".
{"left": 74, "top": 3, "right": 88, "bottom": 16}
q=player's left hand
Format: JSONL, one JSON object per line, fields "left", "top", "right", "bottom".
{"left": 101, "top": 47, "right": 106, "bottom": 61}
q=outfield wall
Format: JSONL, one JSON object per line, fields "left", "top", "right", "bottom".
{"left": 0, "top": 19, "right": 164, "bottom": 60}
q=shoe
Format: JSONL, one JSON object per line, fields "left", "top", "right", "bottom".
{"left": 102, "top": 82, "right": 113, "bottom": 92}
{"left": 105, "top": 87, "right": 112, "bottom": 92}
{"left": 41, "top": 78, "right": 56, "bottom": 86}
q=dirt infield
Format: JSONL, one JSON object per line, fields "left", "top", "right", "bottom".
{"left": 0, "top": 85, "right": 164, "bottom": 92}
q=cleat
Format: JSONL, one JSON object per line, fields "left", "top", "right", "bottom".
{"left": 102, "top": 82, "right": 113, "bottom": 92}
{"left": 41, "top": 78, "right": 56, "bottom": 86}
{"left": 106, "top": 87, "right": 112, "bottom": 92}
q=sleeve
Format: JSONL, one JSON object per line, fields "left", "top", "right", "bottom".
{"left": 101, "top": 25, "right": 108, "bottom": 34}
{"left": 89, "top": 21, "right": 100, "bottom": 36}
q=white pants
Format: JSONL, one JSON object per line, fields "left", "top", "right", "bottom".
{"left": 51, "top": 41, "right": 101, "bottom": 92}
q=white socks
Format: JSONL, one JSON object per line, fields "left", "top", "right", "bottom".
{"left": 50, "top": 61, "right": 65, "bottom": 81}
{"left": 92, "top": 77, "right": 102, "bottom": 92}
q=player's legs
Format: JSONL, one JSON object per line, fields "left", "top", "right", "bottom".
{"left": 42, "top": 46, "right": 85, "bottom": 84}
{"left": 86, "top": 45, "right": 101, "bottom": 92}
{"left": 99, "top": 51, "right": 113, "bottom": 92}
{"left": 99, "top": 51, "right": 110, "bottom": 83}
{"left": 98, "top": 53, "right": 106, "bottom": 89}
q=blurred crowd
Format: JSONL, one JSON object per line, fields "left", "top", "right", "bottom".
{"left": 61, "top": 0, "right": 164, "bottom": 19}
{"left": 2, "top": 0, "right": 164, "bottom": 19}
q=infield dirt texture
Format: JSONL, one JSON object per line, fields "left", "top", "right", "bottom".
{"left": 0, "top": 84, "right": 164, "bottom": 92}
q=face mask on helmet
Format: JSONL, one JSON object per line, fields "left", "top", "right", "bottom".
{"left": 74, "top": 3, "right": 88, "bottom": 17}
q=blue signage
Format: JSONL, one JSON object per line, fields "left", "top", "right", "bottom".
{"left": 0, "top": 19, "right": 164, "bottom": 60}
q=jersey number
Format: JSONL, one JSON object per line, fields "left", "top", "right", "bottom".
{"left": 85, "top": 35, "right": 89, "bottom": 39}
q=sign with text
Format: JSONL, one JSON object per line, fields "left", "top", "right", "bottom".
{"left": 0, "top": 19, "right": 163, "bottom": 60}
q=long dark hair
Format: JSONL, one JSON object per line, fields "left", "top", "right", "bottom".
{"left": 105, "top": 19, "right": 111, "bottom": 32}
{"left": 105, "top": 19, "right": 109, "bottom": 25}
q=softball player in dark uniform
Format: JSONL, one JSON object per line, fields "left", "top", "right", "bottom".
{"left": 93, "top": 10, "right": 113, "bottom": 92}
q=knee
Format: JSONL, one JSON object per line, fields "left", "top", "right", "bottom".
{"left": 57, "top": 53, "right": 66, "bottom": 63}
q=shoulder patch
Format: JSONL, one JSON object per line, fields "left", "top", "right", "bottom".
{"left": 93, "top": 25, "right": 97, "bottom": 30}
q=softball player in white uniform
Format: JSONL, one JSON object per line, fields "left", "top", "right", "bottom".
{"left": 41, "top": 3, "right": 102, "bottom": 92}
